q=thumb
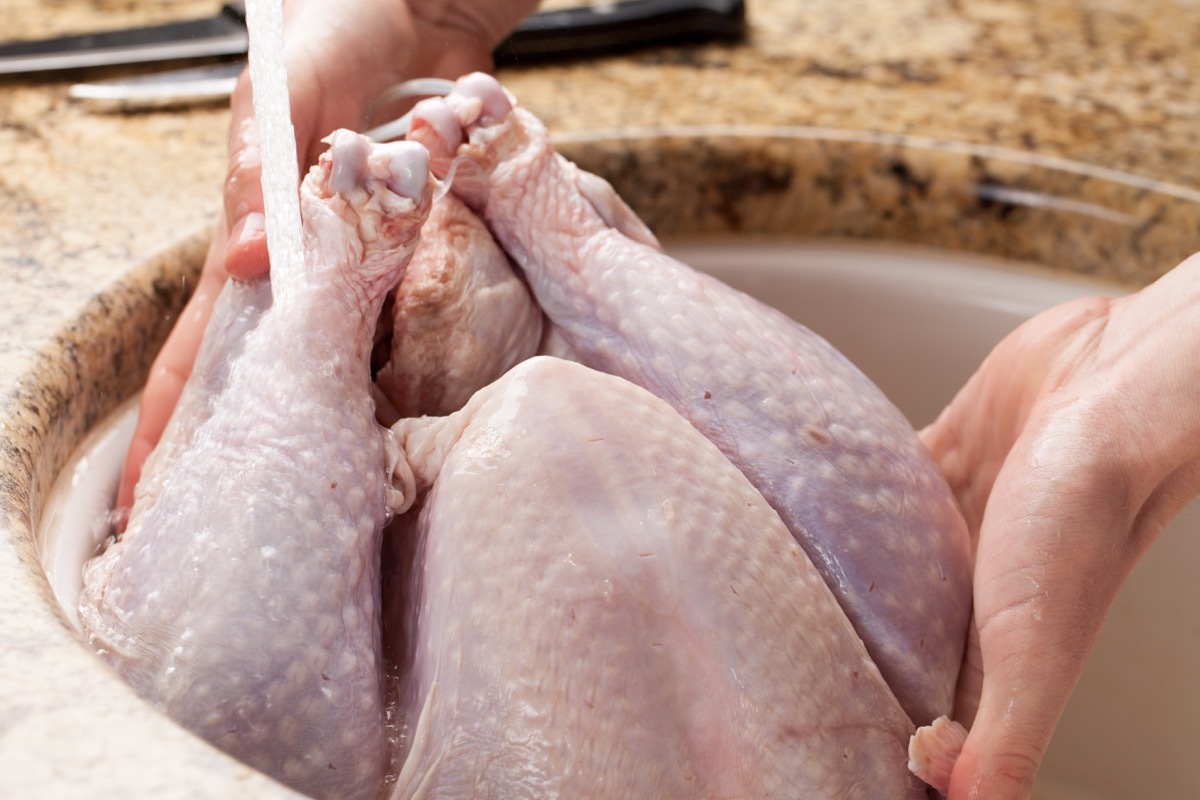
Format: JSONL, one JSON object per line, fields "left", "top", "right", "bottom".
{"left": 222, "top": 70, "right": 270, "bottom": 281}
{"left": 946, "top": 410, "right": 1141, "bottom": 799}
{"left": 947, "top": 655, "right": 1067, "bottom": 800}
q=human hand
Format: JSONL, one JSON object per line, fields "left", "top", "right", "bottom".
{"left": 116, "top": 0, "right": 538, "bottom": 515}
{"left": 919, "top": 253, "right": 1200, "bottom": 798}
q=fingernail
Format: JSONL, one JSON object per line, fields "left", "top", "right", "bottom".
{"left": 225, "top": 212, "right": 269, "bottom": 280}
{"left": 228, "top": 211, "right": 265, "bottom": 250}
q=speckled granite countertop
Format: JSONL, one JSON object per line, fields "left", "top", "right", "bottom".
{"left": 2, "top": 0, "right": 1199, "bottom": 797}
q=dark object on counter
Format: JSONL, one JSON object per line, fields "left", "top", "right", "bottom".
{"left": 494, "top": 0, "right": 747, "bottom": 65}
{"left": 0, "top": 0, "right": 747, "bottom": 76}
{"left": 0, "top": 3, "right": 249, "bottom": 74}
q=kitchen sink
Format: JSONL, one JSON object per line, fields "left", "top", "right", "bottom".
{"left": 36, "top": 237, "right": 1199, "bottom": 799}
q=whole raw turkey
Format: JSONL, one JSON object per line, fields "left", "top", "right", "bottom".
{"left": 80, "top": 73, "right": 972, "bottom": 800}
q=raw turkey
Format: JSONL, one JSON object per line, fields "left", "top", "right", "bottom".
{"left": 384, "top": 355, "right": 926, "bottom": 798}
{"left": 407, "top": 72, "right": 973, "bottom": 727}
{"left": 80, "top": 131, "right": 435, "bottom": 800}
{"left": 374, "top": 191, "right": 543, "bottom": 422}
{"left": 80, "top": 72, "right": 973, "bottom": 799}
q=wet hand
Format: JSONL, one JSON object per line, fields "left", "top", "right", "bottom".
{"left": 920, "top": 253, "right": 1200, "bottom": 799}
{"left": 116, "top": 0, "right": 538, "bottom": 518}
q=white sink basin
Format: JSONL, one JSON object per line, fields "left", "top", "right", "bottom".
{"left": 39, "top": 240, "right": 1199, "bottom": 800}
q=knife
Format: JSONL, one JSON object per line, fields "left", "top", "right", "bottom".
{"left": 0, "top": 2, "right": 249, "bottom": 75}
{"left": 0, "top": 0, "right": 746, "bottom": 76}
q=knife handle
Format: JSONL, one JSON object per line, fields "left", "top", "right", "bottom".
{"left": 227, "top": 0, "right": 743, "bottom": 63}
{"left": 494, "top": 0, "right": 747, "bottom": 66}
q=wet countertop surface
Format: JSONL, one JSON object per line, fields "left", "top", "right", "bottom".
{"left": 2, "top": 0, "right": 1199, "bottom": 796}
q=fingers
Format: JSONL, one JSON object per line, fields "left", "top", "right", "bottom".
{"left": 946, "top": 419, "right": 1131, "bottom": 799}
{"left": 919, "top": 294, "right": 1114, "bottom": 538}
{"left": 223, "top": 72, "right": 271, "bottom": 282}
{"left": 115, "top": 224, "right": 231, "bottom": 519}
{"left": 218, "top": 0, "right": 535, "bottom": 282}
{"left": 118, "top": 0, "right": 523, "bottom": 519}
{"left": 943, "top": 353, "right": 1187, "bottom": 798}
{"left": 931, "top": 261, "right": 1200, "bottom": 799}
{"left": 917, "top": 292, "right": 1145, "bottom": 797}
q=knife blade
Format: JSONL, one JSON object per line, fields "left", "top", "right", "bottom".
{"left": 0, "top": 2, "right": 248, "bottom": 75}
{"left": 2, "top": 0, "right": 745, "bottom": 77}
{"left": 68, "top": 61, "right": 244, "bottom": 111}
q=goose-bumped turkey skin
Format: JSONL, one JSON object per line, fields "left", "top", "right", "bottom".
{"left": 80, "top": 133, "right": 435, "bottom": 800}
{"left": 384, "top": 355, "right": 927, "bottom": 799}
{"left": 407, "top": 72, "right": 973, "bottom": 728}
{"left": 83, "top": 73, "right": 972, "bottom": 800}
